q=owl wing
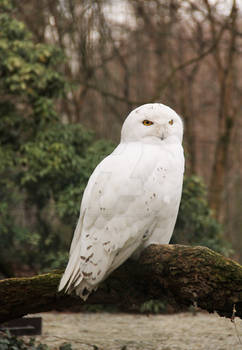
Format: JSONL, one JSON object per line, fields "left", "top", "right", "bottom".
{"left": 58, "top": 142, "right": 183, "bottom": 299}
{"left": 58, "top": 143, "right": 154, "bottom": 299}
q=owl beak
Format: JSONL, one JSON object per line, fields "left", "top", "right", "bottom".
{"left": 159, "top": 123, "right": 169, "bottom": 140}
{"left": 156, "top": 124, "right": 165, "bottom": 140}
{"left": 160, "top": 126, "right": 167, "bottom": 140}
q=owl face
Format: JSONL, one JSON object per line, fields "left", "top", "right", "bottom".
{"left": 121, "top": 103, "right": 183, "bottom": 144}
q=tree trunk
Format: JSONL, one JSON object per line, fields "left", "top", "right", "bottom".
{"left": 206, "top": 0, "right": 238, "bottom": 219}
{"left": 0, "top": 244, "right": 242, "bottom": 323}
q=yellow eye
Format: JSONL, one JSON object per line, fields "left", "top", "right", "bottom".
{"left": 169, "top": 119, "right": 174, "bottom": 125}
{"left": 142, "top": 120, "right": 153, "bottom": 126}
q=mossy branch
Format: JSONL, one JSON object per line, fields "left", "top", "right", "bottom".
{"left": 0, "top": 244, "right": 242, "bottom": 322}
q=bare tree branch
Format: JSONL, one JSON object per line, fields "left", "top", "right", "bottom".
{"left": 151, "top": 22, "right": 227, "bottom": 101}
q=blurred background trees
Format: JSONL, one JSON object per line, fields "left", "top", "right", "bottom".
{"left": 0, "top": 0, "right": 241, "bottom": 276}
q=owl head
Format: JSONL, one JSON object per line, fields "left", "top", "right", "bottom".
{"left": 121, "top": 103, "right": 183, "bottom": 144}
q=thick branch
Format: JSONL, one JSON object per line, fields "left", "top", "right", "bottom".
{"left": 0, "top": 244, "right": 242, "bottom": 323}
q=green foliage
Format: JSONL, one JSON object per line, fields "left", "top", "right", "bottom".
{"left": 0, "top": 0, "right": 66, "bottom": 274}
{"left": 0, "top": 11, "right": 64, "bottom": 102}
{"left": 140, "top": 299, "right": 167, "bottom": 314}
{"left": 0, "top": 0, "right": 114, "bottom": 274}
{"left": 173, "top": 176, "right": 231, "bottom": 256}
{"left": 0, "top": 331, "right": 73, "bottom": 350}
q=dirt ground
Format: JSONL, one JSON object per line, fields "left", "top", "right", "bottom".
{"left": 31, "top": 312, "right": 242, "bottom": 350}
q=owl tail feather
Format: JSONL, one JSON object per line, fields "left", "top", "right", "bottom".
{"left": 58, "top": 241, "right": 99, "bottom": 301}
{"left": 58, "top": 241, "right": 82, "bottom": 293}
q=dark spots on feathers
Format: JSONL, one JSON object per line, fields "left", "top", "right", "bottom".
{"left": 142, "top": 230, "right": 149, "bottom": 240}
{"left": 86, "top": 252, "right": 94, "bottom": 262}
{"left": 87, "top": 245, "right": 92, "bottom": 250}
{"left": 82, "top": 271, "right": 92, "bottom": 277}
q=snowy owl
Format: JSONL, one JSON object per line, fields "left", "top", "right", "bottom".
{"left": 59, "top": 103, "right": 185, "bottom": 300}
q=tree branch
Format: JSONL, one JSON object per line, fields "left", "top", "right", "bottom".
{"left": 0, "top": 244, "right": 241, "bottom": 323}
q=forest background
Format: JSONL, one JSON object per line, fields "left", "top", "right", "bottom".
{"left": 0, "top": 0, "right": 241, "bottom": 278}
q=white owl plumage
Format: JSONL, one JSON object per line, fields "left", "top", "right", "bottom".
{"left": 59, "top": 103, "right": 185, "bottom": 300}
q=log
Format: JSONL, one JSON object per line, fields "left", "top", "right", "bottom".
{"left": 0, "top": 244, "right": 242, "bottom": 322}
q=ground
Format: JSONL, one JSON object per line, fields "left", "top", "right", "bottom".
{"left": 28, "top": 312, "right": 242, "bottom": 350}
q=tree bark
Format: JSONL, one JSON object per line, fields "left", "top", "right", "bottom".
{"left": 0, "top": 244, "right": 242, "bottom": 323}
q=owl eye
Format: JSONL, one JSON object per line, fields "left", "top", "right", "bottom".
{"left": 142, "top": 120, "right": 153, "bottom": 126}
{"left": 169, "top": 119, "right": 174, "bottom": 125}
